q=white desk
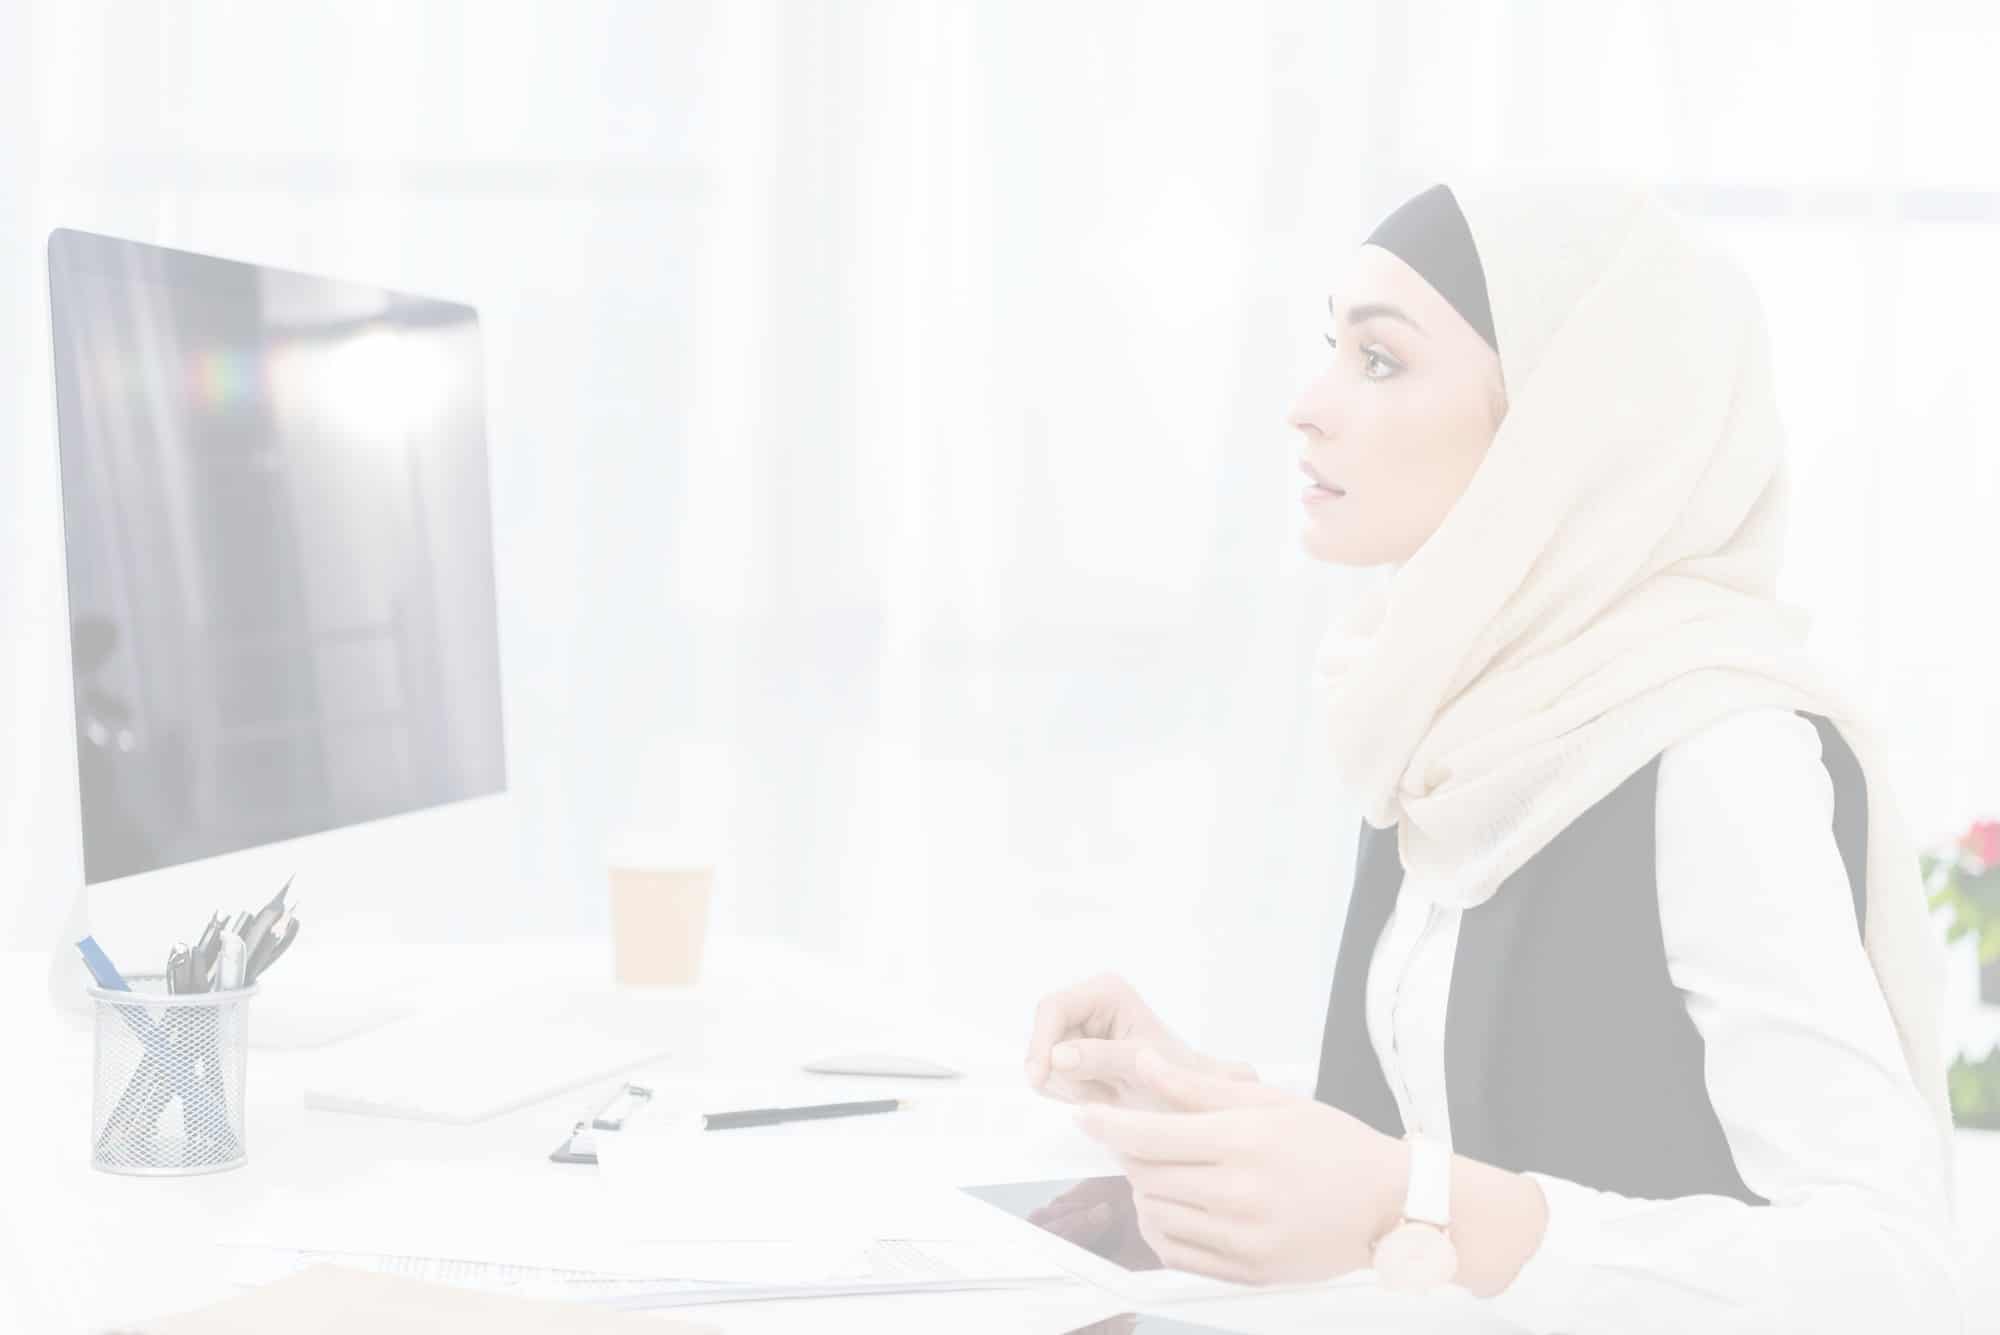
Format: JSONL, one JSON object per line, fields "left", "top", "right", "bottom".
{"left": 2, "top": 935, "right": 1513, "bottom": 1335}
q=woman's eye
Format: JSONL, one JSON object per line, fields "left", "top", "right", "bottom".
{"left": 1324, "top": 333, "right": 1400, "bottom": 380}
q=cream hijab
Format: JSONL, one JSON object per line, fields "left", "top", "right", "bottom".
{"left": 1312, "top": 172, "right": 1955, "bottom": 1183}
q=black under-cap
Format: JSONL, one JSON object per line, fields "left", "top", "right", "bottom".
{"left": 1362, "top": 182, "right": 1498, "bottom": 357}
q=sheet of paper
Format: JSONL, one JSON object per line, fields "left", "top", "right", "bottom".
{"left": 594, "top": 1090, "right": 1125, "bottom": 1244}
{"left": 221, "top": 1244, "right": 744, "bottom": 1302}
{"left": 221, "top": 1237, "right": 865, "bottom": 1288}
{"left": 215, "top": 1156, "right": 889, "bottom": 1284}
{"left": 222, "top": 1236, "right": 1066, "bottom": 1299}
{"left": 139, "top": 1264, "right": 717, "bottom": 1334}
{"left": 216, "top": 1139, "right": 1091, "bottom": 1286}
{"left": 216, "top": 1156, "right": 636, "bottom": 1276}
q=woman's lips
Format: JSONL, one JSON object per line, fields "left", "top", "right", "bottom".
{"left": 1302, "top": 483, "right": 1345, "bottom": 506}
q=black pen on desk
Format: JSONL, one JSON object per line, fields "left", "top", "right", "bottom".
{"left": 702, "top": 1098, "right": 907, "bottom": 1131}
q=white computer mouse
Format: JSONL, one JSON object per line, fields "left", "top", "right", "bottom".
{"left": 799, "top": 1052, "right": 964, "bottom": 1079}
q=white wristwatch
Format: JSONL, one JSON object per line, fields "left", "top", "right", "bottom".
{"left": 1371, "top": 1132, "right": 1460, "bottom": 1294}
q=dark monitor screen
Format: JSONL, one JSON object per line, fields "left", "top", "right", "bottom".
{"left": 48, "top": 228, "right": 507, "bottom": 884}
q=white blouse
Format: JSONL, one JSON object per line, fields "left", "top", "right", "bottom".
{"left": 1362, "top": 706, "right": 1963, "bottom": 1333}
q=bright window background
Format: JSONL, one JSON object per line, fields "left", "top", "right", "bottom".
{"left": 1, "top": 0, "right": 1995, "bottom": 1068}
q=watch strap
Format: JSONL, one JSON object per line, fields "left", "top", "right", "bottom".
{"left": 1402, "top": 1133, "right": 1452, "bottom": 1228}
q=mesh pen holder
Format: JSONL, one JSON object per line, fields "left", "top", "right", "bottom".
{"left": 87, "top": 974, "right": 257, "bottom": 1176}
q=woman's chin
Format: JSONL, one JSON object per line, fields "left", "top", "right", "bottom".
{"left": 1301, "top": 519, "right": 1418, "bottom": 570}
{"left": 1301, "top": 530, "right": 1371, "bottom": 568}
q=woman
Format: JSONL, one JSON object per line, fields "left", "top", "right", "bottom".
{"left": 1022, "top": 177, "right": 1962, "bottom": 1332}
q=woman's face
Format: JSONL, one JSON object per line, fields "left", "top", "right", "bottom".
{"left": 1288, "top": 243, "right": 1508, "bottom": 568}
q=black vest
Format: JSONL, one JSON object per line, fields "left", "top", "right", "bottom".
{"left": 1314, "top": 709, "right": 1868, "bottom": 1204}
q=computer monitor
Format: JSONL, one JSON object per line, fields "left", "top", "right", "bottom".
{"left": 46, "top": 228, "right": 511, "bottom": 973}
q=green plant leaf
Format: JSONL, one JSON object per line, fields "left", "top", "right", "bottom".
{"left": 1950, "top": 1047, "right": 2000, "bottom": 1129}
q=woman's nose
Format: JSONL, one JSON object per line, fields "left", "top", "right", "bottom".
{"left": 1288, "top": 374, "right": 1339, "bottom": 439}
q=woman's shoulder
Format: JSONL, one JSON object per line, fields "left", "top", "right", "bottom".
{"left": 1659, "top": 704, "right": 1823, "bottom": 769}
{"left": 1654, "top": 705, "right": 1835, "bottom": 831}
{"left": 1650, "top": 705, "right": 1857, "bottom": 957}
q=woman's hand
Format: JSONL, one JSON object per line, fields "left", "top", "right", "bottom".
{"left": 1071, "top": 1046, "right": 1407, "bottom": 1286}
{"left": 1024, "top": 973, "right": 1260, "bottom": 1109}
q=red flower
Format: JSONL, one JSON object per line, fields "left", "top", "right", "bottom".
{"left": 1961, "top": 820, "right": 2000, "bottom": 868}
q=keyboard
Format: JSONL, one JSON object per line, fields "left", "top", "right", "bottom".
{"left": 302, "top": 990, "right": 682, "bottom": 1124}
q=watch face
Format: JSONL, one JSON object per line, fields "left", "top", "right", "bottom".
{"left": 1372, "top": 1222, "right": 1459, "bottom": 1295}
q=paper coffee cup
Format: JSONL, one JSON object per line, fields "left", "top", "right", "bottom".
{"left": 607, "top": 831, "right": 720, "bottom": 985}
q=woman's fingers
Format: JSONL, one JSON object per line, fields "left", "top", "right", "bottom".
{"left": 1123, "top": 1161, "right": 1241, "bottom": 1214}
{"left": 1034, "top": 1070, "right": 1123, "bottom": 1106}
{"left": 1152, "top": 1237, "right": 1254, "bottom": 1284}
{"left": 1049, "top": 1036, "right": 1150, "bottom": 1085}
{"left": 1131, "top": 1195, "right": 1259, "bottom": 1284}
{"left": 1133, "top": 1191, "right": 1236, "bottom": 1252}
{"left": 1024, "top": 975, "right": 1130, "bottom": 1086}
{"left": 1052, "top": 1038, "right": 1260, "bottom": 1098}
{"left": 1187, "top": 1051, "right": 1261, "bottom": 1082}
{"left": 1024, "top": 992, "right": 1077, "bottom": 1087}
{"left": 1073, "top": 1103, "right": 1235, "bottom": 1164}
{"left": 1130, "top": 1047, "right": 1279, "bottom": 1113}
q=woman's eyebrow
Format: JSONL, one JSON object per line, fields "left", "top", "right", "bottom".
{"left": 1326, "top": 295, "right": 1428, "bottom": 338}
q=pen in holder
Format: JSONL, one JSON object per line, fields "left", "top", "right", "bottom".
{"left": 87, "top": 973, "right": 257, "bottom": 1175}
